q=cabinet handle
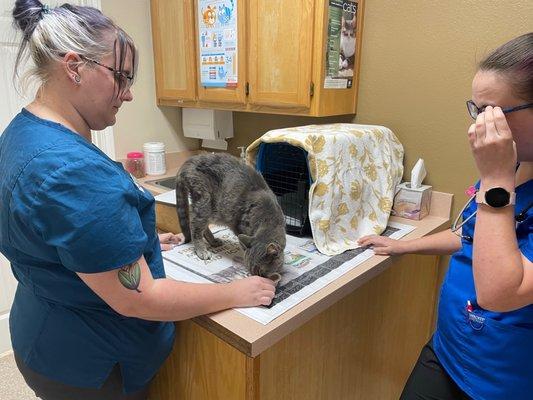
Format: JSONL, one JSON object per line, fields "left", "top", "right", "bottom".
{"left": 245, "top": 82, "right": 249, "bottom": 96}
{"left": 310, "top": 82, "right": 315, "bottom": 97}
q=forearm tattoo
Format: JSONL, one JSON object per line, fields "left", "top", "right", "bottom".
{"left": 118, "top": 262, "right": 142, "bottom": 293}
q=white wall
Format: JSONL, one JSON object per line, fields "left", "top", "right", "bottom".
{"left": 101, "top": 0, "right": 199, "bottom": 159}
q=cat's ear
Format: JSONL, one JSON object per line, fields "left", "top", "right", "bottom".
{"left": 238, "top": 234, "right": 253, "bottom": 250}
{"left": 266, "top": 242, "right": 282, "bottom": 257}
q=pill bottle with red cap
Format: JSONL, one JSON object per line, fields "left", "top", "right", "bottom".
{"left": 125, "top": 152, "right": 145, "bottom": 179}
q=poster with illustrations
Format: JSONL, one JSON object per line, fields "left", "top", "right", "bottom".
{"left": 198, "top": 0, "right": 238, "bottom": 87}
{"left": 324, "top": 0, "right": 358, "bottom": 89}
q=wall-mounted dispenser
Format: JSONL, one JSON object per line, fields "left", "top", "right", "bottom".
{"left": 182, "top": 108, "right": 233, "bottom": 150}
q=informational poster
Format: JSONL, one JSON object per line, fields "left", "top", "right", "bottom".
{"left": 324, "top": 0, "right": 358, "bottom": 89}
{"left": 198, "top": 0, "right": 238, "bottom": 88}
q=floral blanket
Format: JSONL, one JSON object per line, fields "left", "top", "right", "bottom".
{"left": 247, "top": 123, "right": 404, "bottom": 256}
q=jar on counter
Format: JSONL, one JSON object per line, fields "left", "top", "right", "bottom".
{"left": 125, "top": 152, "right": 146, "bottom": 179}
{"left": 143, "top": 142, "right": 166, "bottom": 175}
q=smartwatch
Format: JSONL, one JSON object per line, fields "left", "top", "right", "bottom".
{"left": 476, "top": 187, "right": 516, "bottom": 208}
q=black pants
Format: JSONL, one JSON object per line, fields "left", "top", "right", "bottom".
{"left": 400, "top": 339, "right": 471, "bottom": 400}
{"left": 14, "top": 352, "right": 150, "bottom": 400}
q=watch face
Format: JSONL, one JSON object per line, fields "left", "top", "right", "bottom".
{"left": 485, "top": 187, "right": 510, "bottom": 208}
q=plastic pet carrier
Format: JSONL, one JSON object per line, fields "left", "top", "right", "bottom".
{"left": 255, "top": 143, "right": 312, "bottom": 236}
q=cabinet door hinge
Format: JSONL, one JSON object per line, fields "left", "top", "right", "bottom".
{"left": 310, "top": 82, "right": 315, "bottom": 97}
{"left": 245, "top": 82, "right": 249, "bottom": 96}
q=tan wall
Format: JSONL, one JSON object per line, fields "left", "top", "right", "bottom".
{"left": 101, "top": 0, "right": 199, "bottom": 160}
{"left": 355, "top": 0, "right": 531, "bottom": 215}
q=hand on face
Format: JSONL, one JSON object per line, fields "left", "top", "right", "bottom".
{"left": 467, "top": 106, "right": 517, "bottom": 186}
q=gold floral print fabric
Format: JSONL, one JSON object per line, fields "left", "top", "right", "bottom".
{"left": 247, "top": 123, "right": 404, "bottom": 256}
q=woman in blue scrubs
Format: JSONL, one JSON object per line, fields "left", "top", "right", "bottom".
{"left": 0, "top": 1, "right": 276, "bottom": 399}
{"left": 359, "top": 32, "right": 533, "bottom": 400}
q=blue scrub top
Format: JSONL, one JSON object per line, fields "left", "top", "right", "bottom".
{"left": 0, "top": 109, "right": 175, "bottom": 394}
{"left": 434, "top": 180, "right": 533, "bottom": 400}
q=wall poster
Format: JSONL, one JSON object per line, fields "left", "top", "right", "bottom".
{"left": 324, "top": 0, "right": 358, "bottom": 89}
{"left": 198, "top": 0, "right": 238, "bottom": 87}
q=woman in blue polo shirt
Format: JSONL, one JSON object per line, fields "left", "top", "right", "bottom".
{"left": 0, "top": 1, "right": 276, "bottom": 399}
{"left": 359, "top": 32, "right": 533, "bottom": 400}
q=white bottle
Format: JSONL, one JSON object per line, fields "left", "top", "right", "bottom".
{"left": 143, "top": 142, "right": 166, "bottom": 175}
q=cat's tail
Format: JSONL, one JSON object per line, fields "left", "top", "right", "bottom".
{"left": 175, "top": 174, "right": 192, "bottom": 243}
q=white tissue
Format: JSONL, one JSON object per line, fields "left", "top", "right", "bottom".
{"left": 410, "top": 158, "right": 427, "bottom": 189}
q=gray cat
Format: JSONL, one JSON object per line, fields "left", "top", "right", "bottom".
{"left": 175, "top": 153, "right": 286, "bottom": 281}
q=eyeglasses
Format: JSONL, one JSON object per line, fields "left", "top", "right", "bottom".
{"left": 451, "top": 192, "right": 533, "bottom": 242}
{"left": 466, "top": 100, "right": 533, "bottom": 119}
{"left": 80, "top": 55, "right": 134, "bottom": 91}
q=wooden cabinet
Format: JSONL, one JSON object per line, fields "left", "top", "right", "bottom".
{"left": 247, "top": 0, "right": 314, "bottom": 111}
{"left": 150, "top": 0, "right": 365, "bottom": 116}
{"left": 150, "top": 0, "right": 197, "bottom": 103}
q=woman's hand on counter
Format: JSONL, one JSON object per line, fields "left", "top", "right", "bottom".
{"left": 358, "top": 229, "right": 462, "bottom": 256}
{"left": 227, "top": 276, "right": 277, "bottom": 307}
{"left": 357, "top": 235, "right": 409, "bottom": 256}
{"left": 158, "top": 232, "right": 185, "bottom": 251}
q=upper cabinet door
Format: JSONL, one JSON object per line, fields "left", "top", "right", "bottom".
{"left": 151, "top": 0, "right": 197, "bottom": 102}
{"left": 247, "top": 0, "right": 315, "bottom": 109}
{"left": 196, "top": 0, "right": 247, "bottom": 105}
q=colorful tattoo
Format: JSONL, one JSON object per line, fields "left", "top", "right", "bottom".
{"left": 118, "top": 262, "right": 142, "bottom": 293}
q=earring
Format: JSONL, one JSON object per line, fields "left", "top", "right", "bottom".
{"left": 73, "top": 75, "right": 81, "bottom": 84}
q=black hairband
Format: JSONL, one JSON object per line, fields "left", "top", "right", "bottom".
{"left": 41, "top": 4, "right": 51, "bottom": 15}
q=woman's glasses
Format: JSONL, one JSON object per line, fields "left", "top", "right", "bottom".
{"left": 466, "top": 100, "right": 533, "bottom": 119}
{"left": 80, "top": 55, "right": 134, "bottom": 92}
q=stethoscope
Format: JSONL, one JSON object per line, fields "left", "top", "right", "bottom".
{"left": 451, "top": 193, "right": 533, "bottom": 242}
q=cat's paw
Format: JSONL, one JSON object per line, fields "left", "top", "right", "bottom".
{"left": 210, "top": 238, "right": 224, "bottom": 248}
{"left": 195, "top": 248, "right": 213, "bottom": 260}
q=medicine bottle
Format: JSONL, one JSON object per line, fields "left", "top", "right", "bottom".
{"left": 125, "top": 152, "right": 145, "bottom": 179}
{"left": 143, "top": 142, "right": 166, "bottom": 175}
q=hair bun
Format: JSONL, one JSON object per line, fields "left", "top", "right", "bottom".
{"left": 12, "top": 0, "right": 45, "bottom": 37}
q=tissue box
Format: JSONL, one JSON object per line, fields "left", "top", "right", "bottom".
{"left": 392, "top": 182, "right": 432, "bottom": 220}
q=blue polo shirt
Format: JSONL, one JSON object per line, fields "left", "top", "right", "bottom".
{"left": 0, "top": 109, "right": 175, "bottom": 394}
{"left": 434, "top": 180, "right": 533, "bottom": 400}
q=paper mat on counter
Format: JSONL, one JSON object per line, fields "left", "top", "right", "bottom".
{"left": 162, "top": 221, "right": 415, "bottom": 325}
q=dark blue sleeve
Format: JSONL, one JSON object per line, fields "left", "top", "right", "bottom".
{"left": 30, "top": 159, "right": 147, "bottom": 273}
{"left": 519, "top": 217, "right": 533, "bottom": 262}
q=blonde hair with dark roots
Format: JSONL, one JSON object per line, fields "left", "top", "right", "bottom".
{"left": 12, "top": 0, "right": 138, "bottom": 96}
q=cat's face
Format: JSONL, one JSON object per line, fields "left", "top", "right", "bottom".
{"left": 238, "top": 235, "right": 284, "bottom": 282}
{"left": 202, "top": 6, "right": 216, "bottom": 26}
{"left": 341, "top": 16, "right": 356, "bottom": 38}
